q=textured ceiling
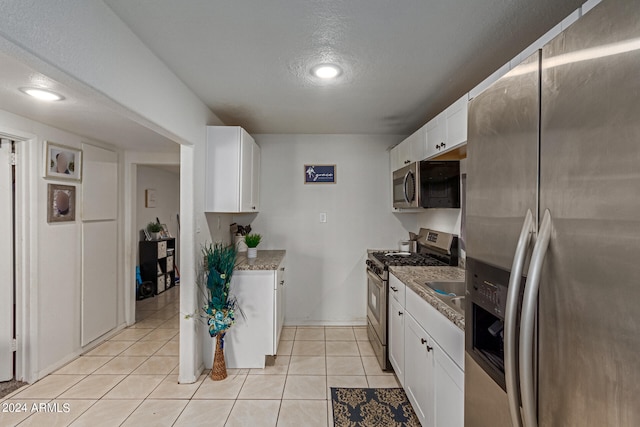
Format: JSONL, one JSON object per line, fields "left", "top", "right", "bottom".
{"left": 105, "top": 0, "right": 584, "bottom": 135}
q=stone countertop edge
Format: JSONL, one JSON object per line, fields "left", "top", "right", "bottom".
{"left": 389, "top": 266, "right": 466, "bottom": 331}
{"left": 235, "top": 249, "right": 286, "bottom": 271}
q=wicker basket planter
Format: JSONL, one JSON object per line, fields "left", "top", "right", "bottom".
{"left": 211, "top": 333, "right": 227, "bottom": 381}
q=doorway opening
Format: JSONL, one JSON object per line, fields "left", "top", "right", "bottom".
{"left": 0, "top": 138, "right": 27, "bottom": 397}
{"left": 132, "top": 163, "right": 181, "bottom": 330}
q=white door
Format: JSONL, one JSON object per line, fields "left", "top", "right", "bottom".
{"left": 0, "top": 139, "right": 14, "bottom": 381}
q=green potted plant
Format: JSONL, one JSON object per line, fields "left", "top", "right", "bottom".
{"left": 244, "top": 233, "right": 262, "bottom": 258}
{"left": 200, "top": 243, "right": 238, "bottom": 380}
{"left": 147, "top": 221, "right": 162, "bottom": 240}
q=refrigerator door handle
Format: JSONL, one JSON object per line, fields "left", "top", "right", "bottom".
{"left": 505, "top": 209, "right": 535, "bottom": 427}
{"left": 520, "top": 209, "right": 552, "bottom": 427}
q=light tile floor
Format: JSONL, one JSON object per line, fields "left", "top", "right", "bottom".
{"left": 0, "top": 286, "right": 399, "bottom": 426}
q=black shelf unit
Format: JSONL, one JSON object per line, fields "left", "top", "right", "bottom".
{"left": 139, "top": 238, "right": 176, "bottom": 297}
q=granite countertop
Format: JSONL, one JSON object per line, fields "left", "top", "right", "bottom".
{"left": 389, "top": 266, "right": 466, "bottom": 331}
{"left": 235, "top": 249, "right": 286, "bottom": 271}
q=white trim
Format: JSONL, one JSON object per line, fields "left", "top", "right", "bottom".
{"left": 0, "top": 128, "right": 37, "bottom": 383}
{"left": 178, "top": 144, "right": 200, "bottom": 384}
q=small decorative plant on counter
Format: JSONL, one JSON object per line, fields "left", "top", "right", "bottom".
{"left": 201, "top": 243, "right": 238, "bottom": 380}
{"left": 244, "top": 233, "right": 262, "bottom": 259}
{"left": 147, "top": 221, "right": 163, "bottom": 240}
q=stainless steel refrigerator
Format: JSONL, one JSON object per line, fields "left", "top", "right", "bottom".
{"left": 464, "top": 0, "right": 640, "bottom": 426}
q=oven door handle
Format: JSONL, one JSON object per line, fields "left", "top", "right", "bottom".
{"left": 520, "top": 209, "right": 552, "bottom": 427}
{"left": 366, "top": 270, "right": 384, "bottom": 289}
{"left": 504, "top": 209, "right": 534, "bottom": 427}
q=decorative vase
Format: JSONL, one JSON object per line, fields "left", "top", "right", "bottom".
{"left": 211, "top": 334, "right": 227, "bottom": 381}
{"left": 235, "top": 235, "right": 248, "bottom": 252}
{"left": 247, "top": 247, "right": 257, "bottom": 258}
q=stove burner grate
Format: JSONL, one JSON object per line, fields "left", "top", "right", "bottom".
{"left": 370, "top": 252, "right": 448, "bottom": 267}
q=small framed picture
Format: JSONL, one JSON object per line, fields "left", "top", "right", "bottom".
{"left": 304, "top": 164, "right": 336, "bottom": 184}
{"left": 45, "top": 141, "right": 82, "bottom": 181}
{"left": 145, "top": 189, "right": 157, "bottom": 208}
{"left": 47, "top": 184, "right": 76, "bottom": 223}
{"left": 160, "top": 224, "right": 172, "bottom": 238}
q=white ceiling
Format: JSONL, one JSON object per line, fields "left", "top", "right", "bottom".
{"left": 105, "top": 0, "right": 584, "bottom": 135}
{"left": 0, "top": 50, "right": 179, "bottom": 152}
{"left": 0, "top": 0, "right": 585, "bottom": 147}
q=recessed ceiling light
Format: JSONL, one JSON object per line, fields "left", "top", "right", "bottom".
{"left": 19, "top": 87, "right": 65, "bottom": 101}
{"left": 311, "top": 64, "right": 342, "bottom": 79}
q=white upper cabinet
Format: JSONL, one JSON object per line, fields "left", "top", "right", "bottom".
{"left": 390, "top": 126, "right": 427, "bottom": 172}
{"left": 425, "top": 111, "right": 445, "bottom": 159}
{"left": 410, "top": 126, "right": 427, "bottom": 164}
{"left": 445, "top": 94, "right": 469, "bottom": 148}
{"left": 205, "top": 126, "right": 260, "bottom": 213}
{"left": 425, "top": 95, "right": 468, "bottom": 159}
{"left": 251, "top": 143, "right": 261, "bottom": 212}
{"left": 390, "top": 139, "right": 411, "bottom": 172}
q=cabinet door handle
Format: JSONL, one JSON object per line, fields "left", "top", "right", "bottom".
{"left": 421, "top": 338, "right": 427, "bottom": 345}
{"left": 435, "top": 144, "right": 440, "bottom": 150}
{"left": 252, "top": 206, "right": 256, "bottom": 210}
{"left": 280, "top": 267, "right": 285, "bottom": 271}
{"left": 398, "top": 311, "right": 403, "bottom": 316}
{"left": 441, "top": 142, "right": 446, "bottom": 149}
{"left": 279, "top": 280, "right": 285, "bottom": 285}
{"left": 390, "top": 286, "right": 398, "bottom": 292}
{"left": 426, "top": 345, "right": 433, "bottom": 352}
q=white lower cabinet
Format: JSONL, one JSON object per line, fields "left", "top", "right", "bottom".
{"left": 274, "top": 265, "right": 285, "bottom": 346}
{"left": 388, "top": 296, "right": 405, "bottom": 386}
{"left": 434, "top": 339, "right": 464, "bottom": 427}
{"left": 399, "top": 285, "right": 464, "bottom": 427}
{"left": 404, "top": 311, "right": 435, "bottom": 427}
{"left": 223, "top": 259, "right": 285, "bottom": 368}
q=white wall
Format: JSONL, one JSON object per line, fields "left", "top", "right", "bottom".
{"left": 136, "top": 165, "right": 180, "bottom": 255}
{"left": 0, "top": 1, "right": 226, "bottom": 383}
{"left": 415, "top": 209, "right": 461, "bottom": 235}
{"left": 250, "top": 134, "right": 414, "bottom": 325}
{"left": 0, "top": 108, "right": 122, "bottom": 380}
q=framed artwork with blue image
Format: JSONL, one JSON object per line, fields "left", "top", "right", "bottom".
{"left": 304, "top": 164, "right": 336, "bottom": 184}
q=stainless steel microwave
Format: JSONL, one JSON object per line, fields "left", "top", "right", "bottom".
{"left": 393, "top": 161, "right": 460, "bottom": 209}
{"left": 393, "top": 162, "right": 419, "bottom": 208}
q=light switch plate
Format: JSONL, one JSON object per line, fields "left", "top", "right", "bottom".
{"left": 319, "top": 212, "right": 327, "bottom": 223}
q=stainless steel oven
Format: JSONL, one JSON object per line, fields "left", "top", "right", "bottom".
{"left": 366, "top": 230, "right": 459, "bottom": 371}
{"left": 366, "top": 259, "right": 388, "bottom": 369}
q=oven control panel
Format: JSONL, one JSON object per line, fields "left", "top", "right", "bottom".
{"left": 366, "top": 259, "right": 384, "bottom": 277}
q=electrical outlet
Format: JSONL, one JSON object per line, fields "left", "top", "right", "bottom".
{"left": 319, "top": 212, "right": 327, "bottom": 223}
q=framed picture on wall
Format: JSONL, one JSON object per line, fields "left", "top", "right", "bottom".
{"left": 145, "top": 189, "right": 157, "bottom": 208}
{"left": 304, "top": 164, "right": 336, "bottom": 184}
{"left": 47, "top": 184, "right": 76, "bottom": 223}
{"left": 45, "top": 141, "right": 82, "bottom": 181}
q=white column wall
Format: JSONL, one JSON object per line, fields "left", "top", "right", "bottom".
{"left": 0, "top": 0, "right": 224, "bottom": 383}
